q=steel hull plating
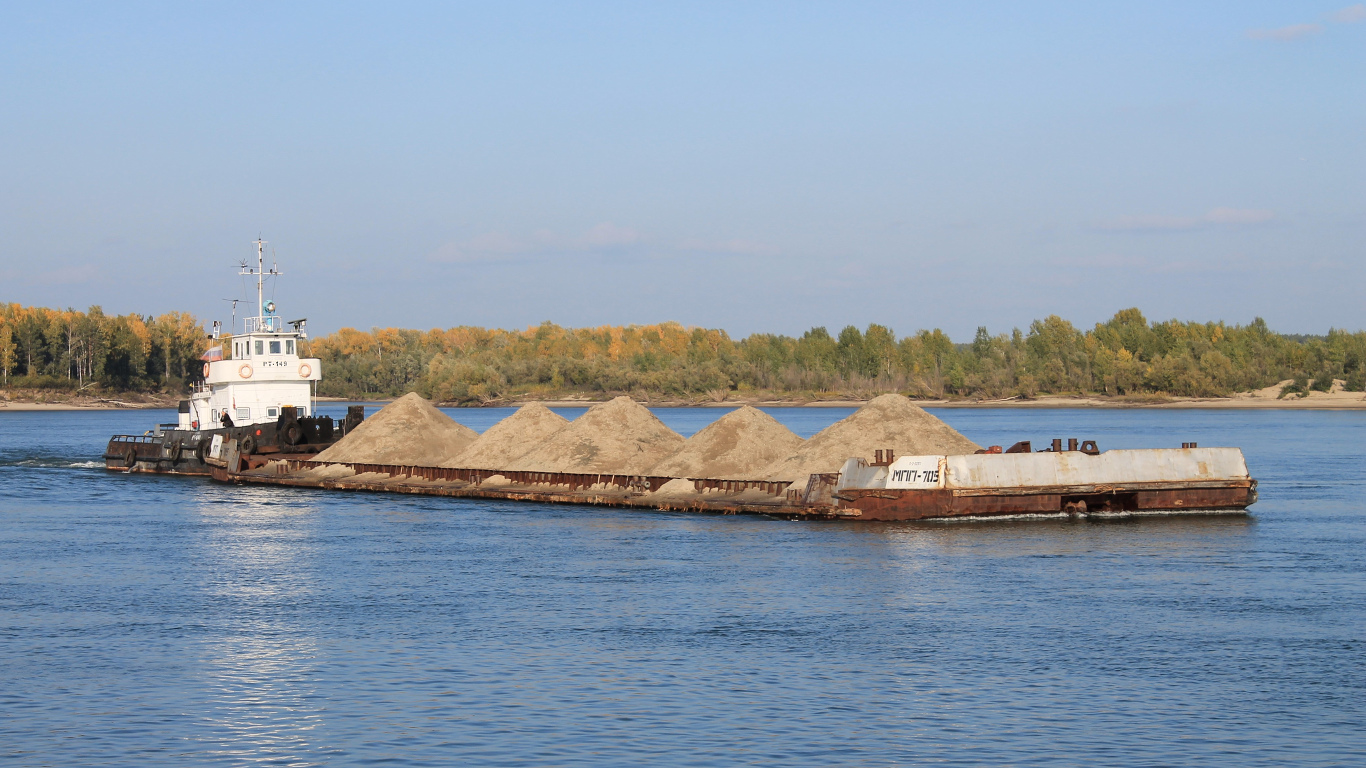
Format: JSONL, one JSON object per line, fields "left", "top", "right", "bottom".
{"left": 834, "top": 480, "right": 1257, "bottom": 521}
{"left": 827, "top": 447, "right": 1258, "bottom": 520}
{"left": 105, "top": 429, "right": 223, "bottom": 476}
{"left": 198, "top": 455, "right": 1256, "bottom": 523}
{"left": 104, "top": 417, "right": 344, "bottom": 476}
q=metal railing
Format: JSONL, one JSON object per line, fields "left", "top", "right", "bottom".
{"left": 109, "top": 434, "right": 162, "bottom": 444}
{"left": 243, "top": 316, "right": 283, "bottom": 333}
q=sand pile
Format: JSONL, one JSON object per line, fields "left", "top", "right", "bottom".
{"left": 648, "top": 406, "right": 804, "bottom": 479}
{"left": 647, "top": 478, "right": 697, "bottom": 498}
{"left": 444, "top": 403, "right": 570, "bottom": 469}
{"left": 293, "top": 464, "right": 357, "bottom": 481}
{"left": 314, "top": 393, "right": 478, "bottom": 465}
{"left": 759, "top": 394, "right": 981, "bottom": 482}
{"left": 506, "top": 396, "right": 685, "bottom": 475}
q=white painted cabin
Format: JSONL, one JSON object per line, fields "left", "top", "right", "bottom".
{"left": 183, "top": 314, "right": 321, "bottom": 430}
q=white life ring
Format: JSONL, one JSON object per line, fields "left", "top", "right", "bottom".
{"left": 239, "top": 364, "right": 253, "bottom": 379}
{"left": 202, "top": 362, "right": 210, "bottom": 377}
{"left": 298, "top": 363, "right": 312, "bottom": 378}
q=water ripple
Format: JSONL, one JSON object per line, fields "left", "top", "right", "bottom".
{"left": 0, "top": 407, "right": 1363, "bottom": 765}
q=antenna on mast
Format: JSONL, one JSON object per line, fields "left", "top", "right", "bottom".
{"left": 270, "top": 246, "right": 280, "bottom": 304}
{"left": 239, "top": 238, "right": 282, "bottom": 331}
{"left": 222, "top": 298, "right": 240, "bottom": 334}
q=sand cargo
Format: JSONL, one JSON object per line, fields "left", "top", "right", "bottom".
{"left": 205, "top": 394, "right": 1258, "bottom": 522}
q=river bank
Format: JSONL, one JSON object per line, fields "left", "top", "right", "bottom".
{"left": 6, "top": 387, "right": 1363, "bottom": 411}
{"left": 0, "top": 389, "right": 180, "bottom": 411}
{"left": 511, "top": 396, "right": 1366, "bottom": 409}
{"left": 500, "top": 378, "right": 1366, "bottom": 409}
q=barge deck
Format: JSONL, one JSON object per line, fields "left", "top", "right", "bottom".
{"left": 217, "top": 457, "right": 846, "bottom": 519}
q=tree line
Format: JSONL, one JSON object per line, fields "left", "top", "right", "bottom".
{"left": 0, "top": 303, "right": 206, "bottom": 392}
{"left": 3, "top": 304, "right": 1363, "bottom": 402}
{"left": 305, "top": 309, "right": 1366, "bottom": 402}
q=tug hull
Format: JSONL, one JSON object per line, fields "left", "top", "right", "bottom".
{"left": 104, "top": 414, "right": 347, "bottom": 476}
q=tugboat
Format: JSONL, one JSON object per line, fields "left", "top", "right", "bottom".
{"left": 104, "top": 240, "right": 363, "bottom": 475}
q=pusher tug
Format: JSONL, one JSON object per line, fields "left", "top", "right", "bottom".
{"left": 104, "top": 240, "right": 363, "bottom": 475}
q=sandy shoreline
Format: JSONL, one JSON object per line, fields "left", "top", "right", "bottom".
{"left": 0, "top": 400, "right": 179, "bottom": 412}
{"left": 6, "top": 391, "right": 1363, "bottom": 411}
{"left": 515, "top": 395, "right": 1366, "bottom": 410}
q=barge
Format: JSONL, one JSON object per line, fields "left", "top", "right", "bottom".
{"left": 211, "top": 438, "right": 1257, "bottom": 522}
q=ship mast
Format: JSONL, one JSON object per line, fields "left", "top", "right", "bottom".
{"left": 256, "top": 239, "right": 264, "bottom": 319}
{"left": 239, "top": 238, "right": 282, "bottom": 332}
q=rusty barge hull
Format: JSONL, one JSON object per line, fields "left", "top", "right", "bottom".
{"left": 829, "top": 445, "right": 1257, "bottom": 521}
{"left": 214, "top": 458, "right": 849, "bottom": 519}
{"left": 217, "top": 473, "right": 823, "bottom": 518}
{"left": 836, "top": 480, "right": 1257, "bottom": 521}
{"left": 209, "top": 455, "right": 1255, "bottom": 523}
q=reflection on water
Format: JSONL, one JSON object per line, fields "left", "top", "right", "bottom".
{"left": 191, "top": 489, "right": 326, "bottom": 764}
{"left": 196, "top": 632, "right": 325, "bottom": 764}
{"left": 894, "top": 511, "right": 1257, "bottom": 550}
{"left": 0, "top": 407, "right": 1363, "bottom": 765}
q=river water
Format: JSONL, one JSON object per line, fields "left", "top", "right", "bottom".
{"left": 1, "top": 406, "right": 1362, "bottom": 766}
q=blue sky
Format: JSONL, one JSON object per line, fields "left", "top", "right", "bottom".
{"left": 2, "top": 2, "right": 1362, "bottom": 339}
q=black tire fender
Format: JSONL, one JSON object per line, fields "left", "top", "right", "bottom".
{"left": 283, "top": 422, "right": 303, "bottom": 446}
{"left": 239, "top": 434, "right": 256, "bottom": 456}
{"left": 124, "top": 447, "right": 137, "bottom": 468}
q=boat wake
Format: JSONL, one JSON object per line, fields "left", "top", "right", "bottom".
{"left": 1, "top": 458, "right": 104, "bottom": 469}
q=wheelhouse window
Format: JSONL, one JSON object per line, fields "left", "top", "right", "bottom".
{"left": 254, "top": 340, "right": 263, "bottom": 355}
{"left": 267, "top": 407, "right": 279, "bottom": 418}
{"left": 285, "top": 340, "right": 294, "bottom": 354}
{"left": 269, "top": 340, "right": 282, "bottom": 354}
{"left": 236, "top": 407, "right": 250, "bottom": 421}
